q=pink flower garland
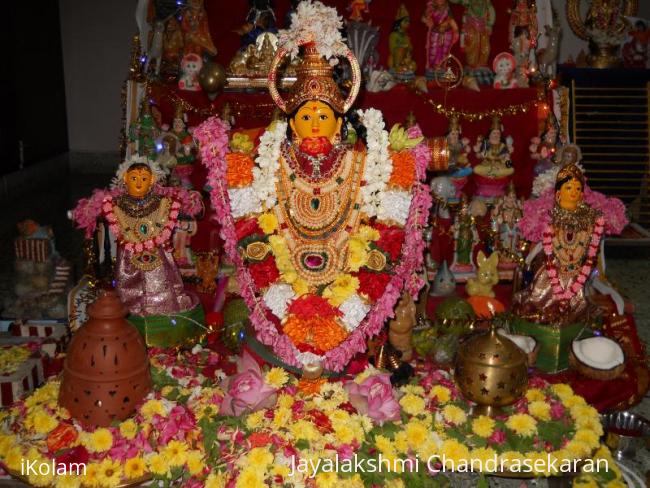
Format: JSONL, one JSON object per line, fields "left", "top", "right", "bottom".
{"left": 542, "top": 216, "right": 604, "bottom": 302}
{"left": 102, "top": 196, "right": 181, "bottom": 253}
{"left": 72, "top": 185, "right": 203, "bottom": 238}
{"left": 196, "top": 116, "right": 432, "bottom": 372}
{"left": 518, "top": 186, "right": 628, "bottom": 243}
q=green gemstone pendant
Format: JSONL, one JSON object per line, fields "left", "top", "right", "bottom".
{"left": 311, "top": 198, "right": 320, "bottom": 210}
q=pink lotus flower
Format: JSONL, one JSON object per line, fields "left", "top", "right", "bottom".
{"left": 344, "top": 373, "right": 400, "bottom": 425}
{"left": 219, "top": 351, "right": 277, "bottom": 416}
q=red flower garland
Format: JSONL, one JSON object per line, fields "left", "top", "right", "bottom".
{"left": 373, "top": 222, "right": 405, "bottom": 262}
{"left": 354, "top": 269, "right": 392, "bottom": 302}
{"left": 248, "top": 255, "right": 280, "bottom": 289}
{"left": 287, "top": 295, "right": 342, "bottom": 319}
{"left": 234, "top": 218, "right": 264, "bottom": 241}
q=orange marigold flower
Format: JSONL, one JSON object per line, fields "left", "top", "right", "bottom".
{"left": 225, "top": 153, "right": 255, "bottom": 188}
{"left": 388, "top": 151, "right": 416, "bottom": 190}
{"left": 297, "top": 378, "right": 328, "bottom": 396}
{"left": 283, "top": 315, "right": 348, "bottom": 352}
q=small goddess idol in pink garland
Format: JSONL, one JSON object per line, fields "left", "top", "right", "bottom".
{"left": 512, "top": 162, "right": 627, "bottom": 326}
{"left": 71, "top": 157, "right": 204, "bottom": 347}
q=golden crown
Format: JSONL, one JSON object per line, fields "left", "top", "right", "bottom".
{"left": 556, "top": 163, "right": 585, "bottom": 184}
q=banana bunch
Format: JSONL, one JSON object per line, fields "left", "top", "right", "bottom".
{"left": 388, "top": 124, "right": 424, "bottom": 152}
{"left": 229, "top": 132, "right": 255, "bottom": 155}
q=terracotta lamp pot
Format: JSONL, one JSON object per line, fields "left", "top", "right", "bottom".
{"left": 59, "top": 290, "right": 152, "bottom": 427}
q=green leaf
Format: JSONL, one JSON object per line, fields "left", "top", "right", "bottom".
{"left": 295, "top": 439, "right": 310, "bottom": 450}
{"left": 150, "top": 366, "right": 179, "bottom": 390}
{"left": 476, "top": 474, "right": 489, "bottom": 488}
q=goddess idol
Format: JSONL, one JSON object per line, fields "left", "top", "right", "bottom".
{"left": 195, "top": 1, "right": 431, "bottom": 375}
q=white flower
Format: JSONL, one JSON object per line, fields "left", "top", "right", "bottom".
{"left": 279, "top": 0, "right": 347, "bottom": 60}
{"left": 228, "top": 187, "right": 261, "bottom": 218}
{"left": 263, "top": 284, "right": 295, "bottom": 320}
{"left": 253, "top": 121, "right": 286, "bottom": 210}
{"left": 377, "top": 190, "right": 412, "bottom": 226}
{"left": 339, "top": 294, "right": 370, "bottom": 332}
{"left": 358, "top": 108, "right": 392, "bottom": 217}
{"left": 296, "top": 351, "right": 324, "bottom": 367}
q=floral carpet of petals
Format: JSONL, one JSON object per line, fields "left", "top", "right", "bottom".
{"left": 0, "top": 344, "right": 34, "bottom": 375}
{"left": 0, "top": 347, "right": 626, "bottom": 488}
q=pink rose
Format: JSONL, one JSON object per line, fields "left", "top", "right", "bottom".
{"left": 550, "top": 401, "right": 565, "bottom": 420}
{"left": 488, "top": 429, "right": 506, "bottom": 445}
{"left": 344, "top": 373, "right": 400, "bottom": 425}
{"left": 219, "top": 351, "right": 277, "bottom": 416}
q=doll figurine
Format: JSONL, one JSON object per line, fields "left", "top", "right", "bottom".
{"left": 178, "top": 53, "right": 203, "bottom": 91}
{"left": 473, "top": 115, "right": 514, "bottom": 200}
{"left": 348, "top": 0, "right": 370, "bottom": 21}
{"left": 466, "top": 251, "right": 499, "bottom": 297}
{"left": 529, "top": 113, "right": 565, "bottom": 176}
{"left": 128, "top": 101, "right": 159, "bottom": 160}
{"left": 446, "top": 115, "right": 472, "bottom": 199}
{"left": 388, "top": 4, "right": 417, "bottom": 78}
{"left": 162, "top": 17, "right": 184, "bottom": 77}
{"left": 623, "top": 20, "right": 650, "bottom": 69}
{"left": 490, "top": 182, "right": 523, "bottom": 269}
{"left": 71, "top": 158, "right": 205, "bottom": 347}
{"left": 422, "top": 0, "right": 460, "bottom": 76}
{"left": 509, "top": 0, "right": 537, "bottom": 50}
{"left": 451, "top": 197, "right": 478, "bottom": 273}
{"left": 180, "top": 0, "right": 217, "bottom": 58}
{"left": 492, "top": 52, "right": 518, "bottom": 89}
{"left": 169, "top": 104, "right": 197, "bottom": 188}
{"left": 451, "top": 0, "right": 495, "bottom": 70}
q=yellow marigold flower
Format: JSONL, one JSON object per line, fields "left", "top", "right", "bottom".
{"left": 334, "top": 424, "right": 356, "bottom": 444}
{"left": 405, "top": 421, "right": 429, "bottom": 448}
{"left": 0, "top": 434, "right": 17, "bottom": 455}
{"left": 31, "top": 410, "right": 58, "bottom": 435}
{"left": 323, "top": 274, "right": 360, "bottom": 306}
{"left": 235, "top": 467, "right": 266, "bottom": 488}
{"left": 315, "top": 471, "right": 339, "bottom": 488}
{"left": 163, "top": 440, "right": 189, "bottom": 466}
{"left": 374, "top": 435, "right": 396, "bottom": 456}
{"left": 551, "top": 384, "right": 574, "bottom": 401}
{"left": 245, "top": 410, "right": 265, "bottom": 430}
{"left": 416, "top": 440, "right": 439, "bottom": 460}
{"left": 574, "top": 429, "right": 600, "bottom": 450}
{"left": 96, "top": 458, "right": 123, "bottom": 487}
{"left": 552, "top": 448, "right": 575, "bottom": 465}
{"left": 348, "top": 237, "right": 369, "bottom": 272}
{"left": 292, "top": 278, "right": 310, "bottom": 296}
{"left": 357, "top": 414, "right": 373, "bottom": 433}
{"left": 505, "top": 414, "right": 537, "bottom": 437}
{"left": 55, "top": 474, "right": 82, "bottom": 488}
{"left": 264, "top": 368, "right": 289, "bottom": 388}
{"left": 394, "top": 431, "right": 409, "bottom": 453}
{"left": 565, "top": 440, "right": 591, "bottom": 458}
{"left": 470, "top": 447, "right": 497, "bottom": 472}
{"left": 257, "top": 212, "right": 278, "bottom": 234}
{"left": 147, "top": 453, "right": 169, "bottom": 477}
{"left": 28, "top": 470, "right": 55, "bottom": 488}
{"left": 528, "top": 401, "right": 551, "bottom": 421}
{"left": 140, "top": 399, "right": 166, "bottom": 420}
{"left": 272, "top": 407, "right": 292, "bottom": 429}
{"left": 124, "top": 457, "right": 146, "bottom": 479}
{"left": 471, "top": 415, "right": 495, "bottom": 438}
{"left": 441, "top": 439, "right": 471, "bottom": 468}
{"left": 429, "top": 385, "right": 451, "bottom": 404}
{"left": 563, "top": 394, "right": 587, "bottom": 409}
{"left": 358, "top": 225, "right": 380, "bottom": 242}
{"left": 525, "top": 388, "right": 546, "bottom": 403}
{"left": 575, "top": 415, "right": 603, "bottom": 436}
{"left": 196, "top": 403, "right": 219, "bottom": 421}
{"left": 272, "top": 464, "right": 291, "bottom": 477}
{"left": 525, "top": 451, "right": 553, "bottom": 475}
{"left": 119, "top": 419, "right": 138, "bottom": 440}
{"left": 442, "top": 405, "right": 468, "bottom": 425}
{"left": 205, "top": 471, "right": 228, "bottom": 488}
{"left": 248, "top": 447, "right": 274, "bottom": 468}
{"left": 88, "top": 428, "right": 113, "bottom": 453}
{"left": 82, "top": 462, "right": 101, "bottom": 488}
{"left": 290, "top": 420, "right": 320, "bottom": 442}
{"left": 186, "top": 450, "right": 205, "bottom": 476}
{"left": 401, "top": 384, "right": 425, "bottom": 396}
{"left": 399, "top": 393, "right": 426, "bottom": 416}
{"left": 277, "top": 393, "right": 294, "bottom": 409}
{"left": 571, "top": 404, "right": 598, "bottom": 422}
{"left": 328, "top": 409, "right": 350, "bottom": 424}
{"left": 499, "top": 451, "right": 525, "bottom": 470}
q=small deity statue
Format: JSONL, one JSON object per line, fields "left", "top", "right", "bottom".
{"left": 509, "top": 0, "right": 537, "bottom": 86}
{"left": 446, "top": 115, "right": 472, "bottom": 199}
{"left": 490, "top": 182, "right": 523, "bottom": 269}
{"left": 451, "top": 196, "right": 479, "bottom": 273}
{"left": 473, "top": 115, "right": 514, "bottom": 200}
{"left": 348, "top": 0, "right": 370, "bottom": 21}
{"left": 388, "top": 4, "right": 417, "bottom": 77}
{"left": 128, "top": 101, "right": 159, "bottom": 160}
{"left": 240, "top": 0, "right": 278, "bottom": 48}
{"left": 492, "top": 52, "right": 518, "bottom": 89}
{"left": 162, "top": 17, "right": 184, "bottom": 77}
{"left": 422, "top": 0, "right": 460, "bottom": 75}
{"left": 170, "top": 104, "right": 196, "bottom": 188}
{"left": 180, "top": 0, "right": 217, "bottom": 58}
{"left": 451, "top": 0, "right": 496, "bottom": 69}
{"left": 512, "top": 162, "right": 627, "bottom": 329}
{"left": 178, "top": 53, "right": 203, "bottom": 91}
{"left": 155, "top": 134, "right": 179, "bottom": 175}
{"left": 623, "top": 20, "right": 650, "bottom": 69}
{"left": 71, "top": 158, "right": 204, "bottom": 347}
{"left": 529, "top": 113, "right": 565, "bottom": 176}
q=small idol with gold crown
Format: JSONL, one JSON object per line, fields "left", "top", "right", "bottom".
{"left": 388, "top": 4, "right": 417, "bottom": 80}
{"left": 472, "top": 115, "right": 514, "bottom": 200}
{"left": 71, "top": 157, "right": 204, "bottom": 347}
{"left": 195, "top": 1, "right": 431, "bottom": 375}
{"left": 511, "top": 160, "right": 627, "bottom": 370}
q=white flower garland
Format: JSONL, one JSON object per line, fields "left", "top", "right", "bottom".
{"left": 279, "top": 0, "right": 348, "bottom": 61}
{"left": 263, "top": 283, "right": 295, "bottom": 320}
{"left": 296, "top": 351, "right": 324, "bottom": 367}
{"left": 252, "top": 121, "right": 287, "bottom": 210}
{"left": 228, "top": 187, "right": 262, "bottom": 219}
{"left": 377, "top": 190, "right": 412, "bottom": 226}
{"left": 358, "top": 108, "right": 392, "bottom": 217}
{"left": 339, "top": 294, "right": 370, "bottom": 332}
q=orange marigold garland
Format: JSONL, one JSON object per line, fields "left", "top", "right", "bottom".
{"left": 225, "top": 153, "right": 255, "bottom": 188}
{"left": 283, "top": 314, "right": 348, "bottom": 352}
{"left": 388, "top": 151, "right": 416, "bottom": 190}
